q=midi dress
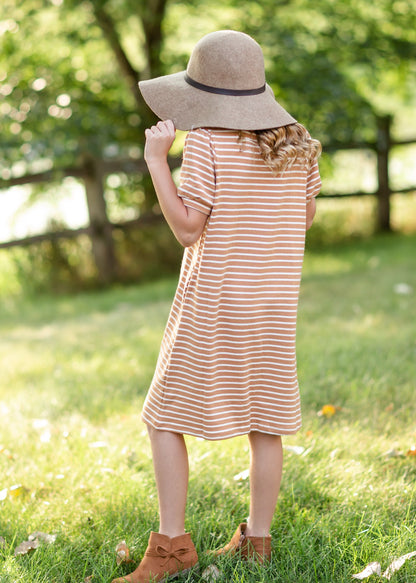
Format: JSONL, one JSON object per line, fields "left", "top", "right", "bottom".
{"left": 141, "top": 128, "right": 321, "bottom": 440}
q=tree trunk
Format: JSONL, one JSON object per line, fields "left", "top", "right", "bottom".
{"left": 91, "top": 1, "right": 142, "bottom": 109}
{"left": 90, "top": 0, "right": 170, "bottom": 211}
{"left": 141, "top": 0, "right": 168, "bottom": 79}
{"left": 82, "top": 153, "right": 117, "bottom": 284}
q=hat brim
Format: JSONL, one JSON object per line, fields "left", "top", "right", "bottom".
{"left": 139, "top": 71, "right": 296, "bottom": 131}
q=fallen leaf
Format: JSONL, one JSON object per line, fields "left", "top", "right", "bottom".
{"left": 318, "top": 404, "right": 340, "bottom": 418}
{"left": 0, "top": 484, "right": 28, "bottom": 502}
{"left": 115, "top": 540, "right": 133, "bottom": 566}
{"left": 0, "top": 536, "right": 6, "bottom": 548}
{"left": 9, "top": 484, "right": 27, "bottom": 499}
{"left": 382, "top": 550, "right": 416, "bottom": 580}
{"left": 84, "top": 576, "right": 94, "bottom": 583}
{"left": 201, "top": 564, "right": 221, "bottom": 581}
{"left": 233, "top": 469, "right": 249, "bottom": 481}
{"left": 14, "top": 539, "right": 39, "bottom": 556}
{"left": 406, "top": 445, "right": 416, "bottom": 457}
{"left": 352, "top": 561, "right": 382, "bottom": 579}
{"left": 13, "top": 532, "right": 57, "bottom": 557}
{"left": 0, "top": 445, "right": 13, "bottom": 459}
{"left": 352, "top": 551, "right": 416, "bottom": 580}
{"left": 29, "top": 531, "right": 57, "bottom": 544}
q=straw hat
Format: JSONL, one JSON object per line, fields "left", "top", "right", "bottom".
{"left": 138, "top": 30, "right": 296, "bottom": 131}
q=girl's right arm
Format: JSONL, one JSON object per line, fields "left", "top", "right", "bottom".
{"left": 144, "top": 120, "right": 208, "bottom": 247}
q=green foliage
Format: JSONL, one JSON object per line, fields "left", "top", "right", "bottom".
{"left": 237, "top": 0, "right": 416, "bottom": 142}
{"left": 0, "top": 0, "right": 143, "bottom": 174}
{"left": 0, "top": 222, "right": 183, "bottom": 295}
{"left": 1, "top": 0, "right": 416, "bottom": 175}
{"left": 0, "top": 0, "right": 415, "bottom": 287}
{"left": 7, "top": 236, "right": 98, "bottom": 295}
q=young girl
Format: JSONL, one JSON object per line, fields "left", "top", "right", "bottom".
{"left": 112, "top": 30, "right": 321, "bottom": 583}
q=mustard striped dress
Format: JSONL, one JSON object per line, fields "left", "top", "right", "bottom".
{"left": 141, "top": 128, "right": 321, "bottom": 440}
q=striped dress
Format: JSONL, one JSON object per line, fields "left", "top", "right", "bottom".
{"left": 141, "top": 128, "right": 321, "bottom": 440}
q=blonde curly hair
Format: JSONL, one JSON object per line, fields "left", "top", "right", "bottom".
{"left": 255, "top": 123, "right": 321, "bottom": 175}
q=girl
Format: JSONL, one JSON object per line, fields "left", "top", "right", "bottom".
{"left": 112, "top": 30, "right": 321, "bottom": 583}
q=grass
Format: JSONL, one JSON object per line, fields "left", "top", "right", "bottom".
{"left": 0, "top": 232, "right": 416, "bottom": 582}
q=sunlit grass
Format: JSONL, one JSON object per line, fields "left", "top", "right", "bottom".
{"left": 0, "top": 234, "right": 415, "bottom": 582}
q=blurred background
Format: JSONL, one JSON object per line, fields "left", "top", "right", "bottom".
{"left": 1, "top": 0, "right": 416, "bottom": 294}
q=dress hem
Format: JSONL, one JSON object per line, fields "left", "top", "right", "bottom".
{"left": 141, "top": 414, "right": 301, "bottom": 441}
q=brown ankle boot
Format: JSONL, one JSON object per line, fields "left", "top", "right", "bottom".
{"left": 111, "top": 532, "right": 198, "bottom": 583}
{"left": 212, "top": 523, "right": 271, "bottom": 563}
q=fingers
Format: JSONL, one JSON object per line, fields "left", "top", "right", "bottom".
{"left": 156, "top": 119, "right": 175, "bottom": 134}
{"left": 164, "top": 119, "right": 176, "bottom": 134}
{"left": 144, "top": 120, "right": 176, "bottom": 163}
{"left": 146, "top": 120, "right": 176, "bottom": 136}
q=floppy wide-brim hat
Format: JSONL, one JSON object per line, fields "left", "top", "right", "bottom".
{"left": 138, "top": 30, "right": 296, "bottom": 131}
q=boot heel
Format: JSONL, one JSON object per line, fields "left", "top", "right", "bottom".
{"left": 211, "top": 523, "right": 271, "bottom": 563}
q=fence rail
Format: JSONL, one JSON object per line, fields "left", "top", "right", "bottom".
{"left": 0, "top": 115, "right": 415, "bottom": 283}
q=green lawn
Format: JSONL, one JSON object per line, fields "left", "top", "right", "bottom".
{"left": 0, "top": 233, "right": 415, "bottom": 582}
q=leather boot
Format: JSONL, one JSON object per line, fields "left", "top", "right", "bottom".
{"left": 111, "top": 532, "right": 198, "bottom": 583}
{"left": 212, "top": 523, "right": 271, "bottom": 563}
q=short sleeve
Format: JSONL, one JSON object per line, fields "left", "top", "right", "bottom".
{"left": 178, "top": 129, "right": 215, "bottom": 216}
{"left": 306, "top": 159, "right": 322, "bottom": 200}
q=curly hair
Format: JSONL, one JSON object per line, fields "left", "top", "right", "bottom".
{"left": 255, "top": 123, "right": 322, "bottom": 175}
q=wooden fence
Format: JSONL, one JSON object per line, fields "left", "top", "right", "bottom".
{"left": 0, "top": 115, "right": 415, "bottom": 283}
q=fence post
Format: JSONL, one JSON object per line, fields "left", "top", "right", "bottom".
{"left": 376, "top": 115, "right": 392, "bottom": 232}
{"left": 82, "top": 153, "right": 117, "bottom": 284}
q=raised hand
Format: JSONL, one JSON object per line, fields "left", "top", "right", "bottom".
{"left": 144, "top": 120, "right": 176, "bottom": 165}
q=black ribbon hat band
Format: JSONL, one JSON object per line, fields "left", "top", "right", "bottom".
{"left": 185, "top": 73, "right": 266, "bottom": 96}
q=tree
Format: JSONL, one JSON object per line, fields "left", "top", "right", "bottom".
{"left": 227, "top": 0, "right": 416, "bottom": 143}
{"left": 1, "top": 0, "right": 142, "bottom": 171}
{"left": 1, "top": 0, "right": 415, "bottom": 193}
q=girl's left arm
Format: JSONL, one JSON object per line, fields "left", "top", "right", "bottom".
{"left": 306, "top": 197, "right": 316, "bottom": 230}
{"left": 144, "top": 120, "right": 208, "bottom": 247}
